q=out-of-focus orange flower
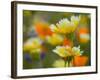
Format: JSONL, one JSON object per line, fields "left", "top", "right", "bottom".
{"left": 77, "top": 27, "right": 90, "bottom": 43}
{"left": 63, "top": 38, "right": 73, "bottom": 47}
{"left": 73, "top": 56, "right": 88, "bottom": 66}
{"left": 78, "top": 27, "right": 89, "bottom": 34}
{"left": 35, "top": 22, "right": 53, "bottom": 38}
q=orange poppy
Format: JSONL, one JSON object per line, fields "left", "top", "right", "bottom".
{"left": 63, "top": 38, "right": 73, "bottom": 47}
{"left": 77, "top": 27, "right": 90, "bottom": 43}
{"left": 78, "top": 27, "right": 89, "bottom": 34}
{"left": 35, "top": 22, "right": 53, "bottom": 37}
{"left": 73, "top": 56, "right": 88, "bottom": 67}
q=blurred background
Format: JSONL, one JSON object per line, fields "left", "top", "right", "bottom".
{"left": 23, "top": 10, "right": 91, "bottom": 69}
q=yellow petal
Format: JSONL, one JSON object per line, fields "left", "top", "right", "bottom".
{"left": 46, "top": 34, "right": 63, "bottom": 45}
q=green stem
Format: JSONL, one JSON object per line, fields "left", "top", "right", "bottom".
{"left": 67, "top": 61, "right": 69, "bottom": 67}
{"left": 64, "top": 60, "right": 66, "bottom": 67}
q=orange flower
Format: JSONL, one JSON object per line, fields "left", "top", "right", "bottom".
{"left": 73, "top": 56, "right": 88, "bottom": 66}
{"left": 63, "top": 38, "right": 73, "bottom": 47}
{"left": 78, "top": 27, "right": 89, "bottom": 34}
{"left": 77, "top": 27, "right": 90, "bottom": 43}
{"left": 35, "top": 22, "right": 53, "bottom": 38}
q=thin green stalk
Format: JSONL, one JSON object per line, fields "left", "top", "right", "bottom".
{"left": 64, "top": 60, "right": 66, "bottom": 67}
{"left": 68, "top": 61, "right": 70, "bottom": 67}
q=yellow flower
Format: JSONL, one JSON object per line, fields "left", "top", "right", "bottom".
{"left": 53, "top": 45, "right": 83, "bottom": 58}
{"left": 50, "top": 16, "right": 80, "bottom": 34}
{"left": 46, "top": 33, "right": 64, "bottom": 45}
{"left": 72, "top": 46, "right": 83, "bottom": 56}
{"left": 53, "top": 46, "right": 72, "bottom": 58}
{"left": 23, "top": 38, "right": 42, "bottom": 53}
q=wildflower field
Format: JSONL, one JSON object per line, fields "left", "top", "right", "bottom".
{"left": 23, "top": 10, "right": 91, "bottom": 69}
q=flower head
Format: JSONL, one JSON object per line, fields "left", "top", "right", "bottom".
{"left": 34, "top": 22, "right": 53, "bottom": 38}
{"left": 73, "top": 56, "right": 88, "bottom": 66}
{"left": 53, "top": 46, "right": 72, "bottom": 58}
{"left": 77, "top": 27, "right": 90, "bottom": 43}
{"left": 50, "top": 16, "right": 80, "bottom": 34}
{"left": 23, "top": 38, "right": 42, "bottom": 53}
{"left": 53, "top": 45, "right": 83, "bottom": 58}
{"left": 46, "top": 33, "right": 64, "bottom": 45}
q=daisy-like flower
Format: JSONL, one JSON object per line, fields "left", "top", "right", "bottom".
{"left": 53, "top": 46, "right": 72, "bottom": 58}
{"left": 53, "top": 45, "right": 83, "bottom": 58}
{"left": 53, "top": 45, "right": 83, "bottom": 67}
{"left": 23, "top": 38, "right": 42, "bottom": 53}
{"left": 46, "top": 33, "right": 64, "bottom": 45}
{"left": 50, "top": 16, "right": 80, "bottom": 34}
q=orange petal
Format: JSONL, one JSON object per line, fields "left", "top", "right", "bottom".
{"left": 79, "top": 27, "right": 89, "bottom": 34}
{"left": 76, "top": 27, "right": 89, "bottom": 43}
{"left": 63, "top": 38, "right": 73, "bottom": 47}
{"left": 35, "top": 22, "right": 53, "bottom": 37}
{"left": 73, "top": 56, "right": 88, "bottom": 67}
